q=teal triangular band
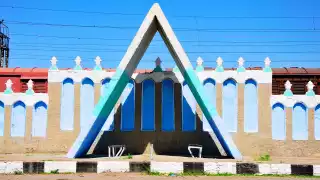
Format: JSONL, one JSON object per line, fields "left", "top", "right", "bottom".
{"left": 284, "top": 90, "right": 293, "bottom": 96}
{"left": 215, "top": 66, "right": 224, "bottom": 72}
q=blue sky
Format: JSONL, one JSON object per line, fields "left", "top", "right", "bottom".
{"left": 1, "top": 0, "right": 320, "bottom": 69}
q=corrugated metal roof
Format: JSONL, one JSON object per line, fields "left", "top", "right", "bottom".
{"left": 0, "top": 68, "right": 48, "bottom": 73}
{"left": 272, "top": 68, "right": 320, "bottom": 75}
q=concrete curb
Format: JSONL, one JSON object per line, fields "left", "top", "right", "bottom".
{"left": 0, "top": 161, "right": 317, "bottom": 176}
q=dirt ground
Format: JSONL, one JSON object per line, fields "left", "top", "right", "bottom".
{"left": 1, "top": 153, "right": 320, "bottom": 164}
{"left": 0, "top": 173, "right": 317, "bottom": 180}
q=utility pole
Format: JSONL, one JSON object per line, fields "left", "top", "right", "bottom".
{"left": 0, "top": 20, "right": 9, "bottom": 68}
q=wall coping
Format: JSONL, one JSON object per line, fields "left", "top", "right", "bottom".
{"left": 0, "top": 93, "right": 49, "bottom": 106}
{"left": 197, "top": 70, "right": 272, "bottom": 84}
{"left": 48, "top": 70, "right": 271, "bottom": 84}
{"left": 270, "top": 95, "right": 320, "bottom": 108}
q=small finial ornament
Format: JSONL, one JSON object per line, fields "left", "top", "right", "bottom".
{"left": 49, "top": 56, "right": 58, "bottom": 71}
{"left": 153, "top": 57, "right": 163, "bottom": 72}
{"left": 25, "top": 80, "right": 35, "bottom": 95}
{"left": 285, "top": 80, "right": 292, "bottom": 90}
{"left": 73, "top": 56, "right": 83, "bottom": 70}
{"left": 197, "top": 57, "right": 203, "bottom": 66}
{"left": 4, "top": 79, "right": 13, "bottom": 94}
{"left": 196, "top": 57, "right": 204, "bottom": 72}
{"left": 284, "top": 80, "right": 293, "bottom": 96}
{"left": 215, "top": 57, "right": 224, "bottom": 72}
{"left": 237, "top": 57, "right": 245, "bottom": 72}
{"left": 217, "top": 57, "right": 223, "bottom": 66}
{"left": 155, "top": 57, "right": 161, "bottom": 66}
{"left": 94, "top": 56, "right": 103, "bottom": 71}
{"left": 263, "top": 57, "right": 272, "bottom": 72}
{"left": 306, "top": 81, "right": 315, "bottom": 96}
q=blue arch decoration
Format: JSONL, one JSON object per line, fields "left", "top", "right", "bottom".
{"left": 222, "top": 79, "right": 238, "bottom": 132}
{"left": 182, "top": 81, "right": 196, "bottom": 131}
{"left": 244, "top": 79, "right": 258, "bottom": 132}
{"left": 101, "top": 78, "right": 114, "bottom": 131}
{"left": 121, "top": 79, "right": 135, "bottom": 131}
{"left": 11, "top": 101, "right": 26, "bottom": 137}
{"left": 80, "top": 78, "right": 95, "bottom": 131}
{"left": 32, "top": 101, "right": 48, "bottom": 137}
{"left": 202, "top": 78, "right": 216, "bottom": 131}
{"left": 292, "top": 103, "right": 308, "bottom": 140}
{"left": 101, "top": 78, "right": 111, "bottom": 96}
{"left": 142, "top": 79, "right": 155, "bottom": 131}
{"left": 272, "top": 103, "right": 286, "bottom": 140}
{"left": 0, "top": 101, "right": 4, "bottom": 136}
{"left": 60, "top": 78, "right": 75, "bottom": 130}
{"left": 315, "top": 104, "right": 320, "bottom": 140}
{"left": 162, "top": 79, "right": 175, "bottom": 131}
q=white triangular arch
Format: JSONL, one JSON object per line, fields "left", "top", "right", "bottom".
{"left": 67, "top": 3, "right": 242, "bottom": 160}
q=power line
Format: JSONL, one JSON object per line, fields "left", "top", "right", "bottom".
{"left": 8, "top": 57, "right": 320, "bottom": 63}
{"left": 10, "top": 53, "right": 320, "bottom": 62}
{"left": 11, "top": 43, "right": 320, "bottom": 48}
{"left": 10, "top": 48, "right": 320, "bottom": 54}
{"left": 1, "top": 5, "right": 320, "bottom": 19}
{"left": 6, "top": 20, "right": 320, "bottom": 32}
{"left": 10, "top": 52, "right": 320, "bottom": 65}
{"left": 11, "top": 33, "right": 135, "bottom": 41}
{"left": 11, "top": 47, "right": 128, "bottom": 51}
{"left": 10, "top": 34, "right": 320, "bottom": 44}
{"left": 8, "top": 58, "right": 158, "bottom": 63}
{"left": 0, "top": 5, "right": 144, "bottom": 16}
{"left": 11, "top": 43, "right": 159, "bottom": 48}
{"left": 7, "top": 20, "right": 137, "bottom": 29}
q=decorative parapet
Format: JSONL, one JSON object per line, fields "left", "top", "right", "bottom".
{"left": 306, "top": 81, "right": 316, "bottom": 96}
{"left": 49, "top": 56, "right": 58, "bottom": 71}
{"left": 195, "top": 57, "right": 204, "bottom": 72}
{"left": 25, "top": 80, "right": 35, "bottom": 95}
{"left": 93, "top": 56, "right": 103, "bottom": 71}
{"left": 49, "top": 70, "right": 116, "bottom": 83}
{"left": 49, "top": 70, "right": 182, "bottom": 84}
{"left": 0, "top": 93, "right": 48, "bottom": 106}
{"left": 0, "top": 79, "right": 48, "bottom": 106}
{"left": 215, "top": 57, "right": 224, "bottom": 72}
{"left": 4, "top": 79, "right": 13, "bottom": 94}
{"left": 134, "top": 72, "right": 181, "bottom": 83}
{"left": 48, "top": 57, "right": 272, "bottom": 84}
{"left": 270, "top": 95, "right": 320, "bottom": 108}
{"left": 73, "top": 56, "right": 83, "bottom": 71}
{"left": 153, "top": 57, "right": 163, "bottom": 72}
{"left": 283, "top": 80, "right": 293, "bottom": 96}
{"left": 196, "top": 70, "right": 272, "bottom": 84}
{"left": 49, "top": 69, "right": 272, "bottom": 84}
{"left": 236, "top": 57, "right": 245, "bottom": 72}
{"left": 263, "top": 57, "right": 272, "bottom": 72}
{"left": 270, "top": 81, "right": 319, "bottom": 108}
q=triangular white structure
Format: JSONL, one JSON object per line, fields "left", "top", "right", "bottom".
{"left": 67, "top": 3, "right": 242, "bottom": 159}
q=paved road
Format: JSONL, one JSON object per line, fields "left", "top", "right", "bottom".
{"left": 0, "top": 173, "right": 316, "bottom": 180}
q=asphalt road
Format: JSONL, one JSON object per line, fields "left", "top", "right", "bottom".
{"left": 0, "top": 173, "right": 316, "bottom": 180}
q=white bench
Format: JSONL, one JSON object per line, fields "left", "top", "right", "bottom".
{"left": 188, "top": 144, "right": 202, "bottom": 158}
{"left": 108, "top": 145, "right": 126, "bottom": 158}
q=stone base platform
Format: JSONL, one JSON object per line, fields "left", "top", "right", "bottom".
{"left": 0, "top": 160, "right": 319, "bottom": 176}
{"left": 0, "top": 154, "right": 320, "bottom": 176}
{"left": 1, "top": 154, "right": 320, "bottom": 164}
